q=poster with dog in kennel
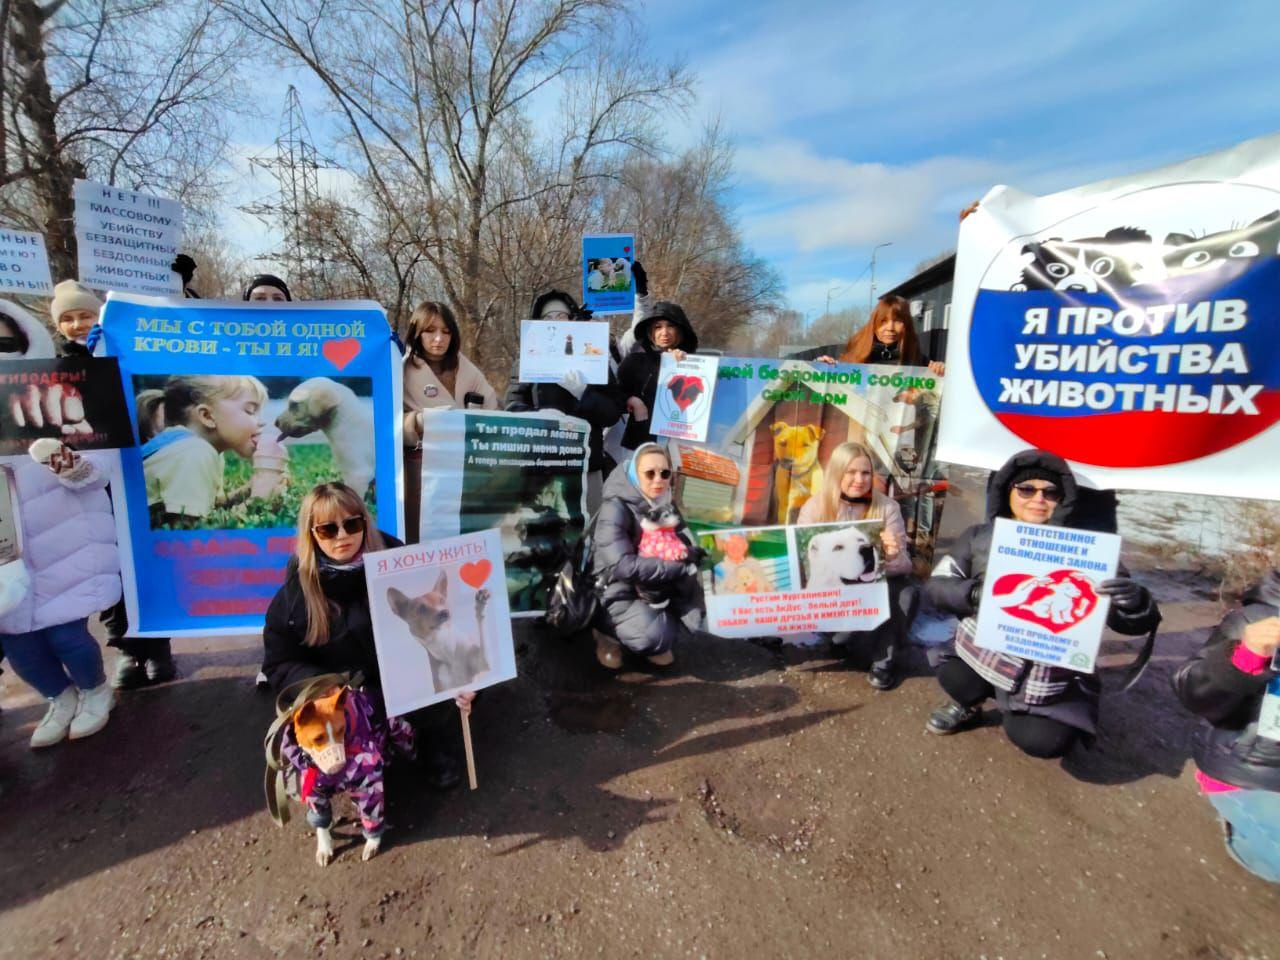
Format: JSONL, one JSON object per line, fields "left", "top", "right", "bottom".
{"left": 696, "top": 522, "right": 890, "bottom": 638}
{"left": 365, "top": 528, "right": 516, "bottom": 716}
{"left": 100, "top": 294, "right": 403, "bottom": 637}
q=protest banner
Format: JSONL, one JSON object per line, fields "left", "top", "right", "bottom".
{"left": 74, "top": 179, "right": 182, "bottom": 297}
{"left": 0, "top": 358, "right": 132, "bottom": 454}
{"left": 418, "top": 408, "right": 589, "bottom": 616}
{"left": 0, "top": 228, "right": 53, "bottom": 296}
{"left": 365, "top": 528, "right": 516, "bottom": 717}
{"left": 974, "top": 518, "right": 1121, "bottom": 673}
{"left": 696, "top": 521, "right": 890, "bottom": 638}
{"left": 518, "top": 319, "right": 610, "bottom": 384}
{"left": 670, "top": 356, "right": 946, "bottom": 571}
{"left": 100, "top": 294, "right": 402, "bottom": 636}
{"left": 939, "top": 133, "right": 1280, "bottom": 499}
{"left": 653, "top": 352, "right": 719, "bottom": 443}
{"left": 582, "top": 233, "right": 636, "bottom": 315}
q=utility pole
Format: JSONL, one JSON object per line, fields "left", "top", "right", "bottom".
{"left": 868, "top": 241, "right": 893, "bottom": 313}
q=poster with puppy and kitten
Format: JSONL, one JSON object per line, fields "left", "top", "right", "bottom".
{"left": 365, "top": 528, "right": 516, "bottom": 716}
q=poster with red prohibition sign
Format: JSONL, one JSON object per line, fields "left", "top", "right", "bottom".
{"left": 652, "top": 352, "right": 719, "bottom": 444}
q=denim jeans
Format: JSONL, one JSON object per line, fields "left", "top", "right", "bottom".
{"left": 1209, "top": 789, "right": 1280, "bottom": 884}
{"left": 2, "top": 618, "right": 105, "bottom": 699}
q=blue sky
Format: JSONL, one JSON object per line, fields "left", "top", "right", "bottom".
{"left": 225, "top": 0, "right": 1280, "bottom": 321}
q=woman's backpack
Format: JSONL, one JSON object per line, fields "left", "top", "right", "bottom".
{"left": 545, "top": 514, "right": 601, "bottom": 635}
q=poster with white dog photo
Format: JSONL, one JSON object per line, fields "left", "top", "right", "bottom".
{"left": 696, "top": 521, "right": 890, "bottom": 638}
{"left": 365, "top": 528, "right": 517, "bottom": 716}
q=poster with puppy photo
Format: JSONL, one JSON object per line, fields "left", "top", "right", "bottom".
{"left": 582, "top": 233, "right": 636, "bottom": 315}
{"left": 697, "top": 522, "right": 889, "bottom": 638}
{"left": 518, "top": 319, "right": 610, "bottom": 385}
{"left": 365, "top": 529, "right": 516, "bottom": 716}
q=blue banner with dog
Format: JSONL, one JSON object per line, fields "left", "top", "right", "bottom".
{"left": 100, "top": 294, "right": 403, "bottom": 636}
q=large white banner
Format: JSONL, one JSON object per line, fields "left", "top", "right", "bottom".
{"left": 74, "top": 179, "right": 182, "bottom": 296}
{"left": 939, "top": 133, "right": 1280, "bottom": 499}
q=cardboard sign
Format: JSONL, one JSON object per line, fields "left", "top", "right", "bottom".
{"left": 0, "top": 358, "right": 133, "bottom": 454}
{"left": 974, "top": 517, "right": 1121, "bottom": 673}
{"left": 582, "top": 233, "right": 636, "bottom": 315}
{"left": 652, "top": 352, "right": 719, "bottom": 443}
{"left": 0, "top": 228, "right": 53, "bottom": 296}
{"left": 698, "top": 522, "right": 890, "bottom": 638}
{"left": 74, "top": 179, "right": 182, "bottom": 296}
{"left": 518, "top": 319, "right": 610, "bottom": 384}
{"left": 365, "top": 529, "right": 516, "bottom": 717}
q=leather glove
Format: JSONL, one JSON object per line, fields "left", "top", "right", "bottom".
{"left": 632, "top": 261, "right": 648, "bottom": 297}
{"left": 967, "top": 579, "right": 984, "bottom": 612}
{"left": 1098, "top": 578, "right": 1145, "bottom": 612}
{"left": 558, "top": 369, "right": 587, "bottom": 400}
{"left": 574, "top": 305, "right": 595, "bottom": 321}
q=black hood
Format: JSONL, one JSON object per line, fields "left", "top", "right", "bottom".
{"left": 985, "top": 448, "right": 1078, "bottom": 523}
{"left": 635, "top": 301, "right": 698, "bottom": 354}
{"left": 243, "top": 274, "right": 292, "bottom": 301}
{"left": 530, "top": 289, "right": 584, "bottom": 320}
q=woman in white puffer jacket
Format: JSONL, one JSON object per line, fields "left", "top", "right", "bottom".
{"left": 0, "top": 299, "right": 122, "bottom": 748}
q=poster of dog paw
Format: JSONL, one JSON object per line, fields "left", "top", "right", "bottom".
{"left": 365, "top": 528, "right": 516, "bottom": 716}
{"left": 653, "top": 351, "right": 718, "bottom": 443}
{"left": 696, "top": 522, "right": 889, "bottom": 638}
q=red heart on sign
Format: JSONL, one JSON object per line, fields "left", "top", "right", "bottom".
{"left": 460, "top": 559, "right": 491, "bottom": 589}
{"left": 993, "top": 569, "right": 1099, "bottom": 635}
{"left": 667, "top": 375, "right": 706, "bottom": 411}
{"left": 623, "top": 246, "right": 631, "bottom": 253}
{"left": 322, "top": 338, "right": 360, "bottom": 371}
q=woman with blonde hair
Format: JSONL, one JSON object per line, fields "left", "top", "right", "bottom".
{"left": 797, "top": 441, "right": 917, "bottom": 690}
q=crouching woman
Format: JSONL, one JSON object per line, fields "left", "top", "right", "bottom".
{"left": 924, "top": 449, "right": 1160, "bottom": 758}
{"left": 592, "top": 443, "right": 703, "bottom": 669}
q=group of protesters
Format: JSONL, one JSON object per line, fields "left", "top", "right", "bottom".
{"left": 0, "top": 251, "right": 1276, "bottom": 885}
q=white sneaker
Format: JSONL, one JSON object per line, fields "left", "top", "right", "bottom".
{"left": 68, "top": 682, "right": 114, "bottom": 740}
{"left": 30, "top": 687, "right": 78, "bottom": 749}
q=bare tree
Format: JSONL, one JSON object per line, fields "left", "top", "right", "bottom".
{"left": 0, "top": 1, "right": 246, "bottom": 279}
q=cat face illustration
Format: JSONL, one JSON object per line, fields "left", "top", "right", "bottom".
{"left": 1159, "top": 210, "right": 1280, "bottom": 286}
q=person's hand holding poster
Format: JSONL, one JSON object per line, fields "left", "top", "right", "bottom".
{"left": 0, "top": 358, "right": 133, "bottom": 453}
{"left": 653, "top": 352, "right": 718, "bottom": 443}
{"left": 974, "top": 517, "right": 1121, "bottom": 673}
{"left": 518, "top": 319, "right": 610, "bottom": 384}
{"left": 582, "top": 233, "right": 636, "bottom": 315}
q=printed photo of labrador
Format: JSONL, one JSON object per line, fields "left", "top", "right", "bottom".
{"left": 803, "top": 525, "right": 879, "bottom": 590}
{"left": 275, "top": 377, "right": 375, "bottom": 494}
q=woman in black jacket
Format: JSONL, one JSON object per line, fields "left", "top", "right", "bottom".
{"left": 1173, "top": 570, "right": 1280, "bottom": 882}
{"left": 924, "top": 449, "right": 1161, "bottom": 758}
{"left": 617, "top": 301, "right": 698, "bottom": 452}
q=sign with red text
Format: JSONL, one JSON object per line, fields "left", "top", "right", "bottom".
{"left": 365, "top": 528, "right": 516, "bottom": 716}
{"left": 653, "top": 352, "right": 718, "bottom": 443}
{"left": 974, "top": 518, "right": 1121, "bottom": 673}
{"left": 696, "top": 521, "right": 889, "bottom": 638}
{"left": 940, "top": 133, "right": 1280, "bottom": 499}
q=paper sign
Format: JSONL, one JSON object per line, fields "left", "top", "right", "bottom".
{"left": 0, "top": 358, "right": 133, "bottom": 454}
{"left": 582, "top": 233, "right": 636, "bottom": 315}
{"left": 974, "top": 517, "right": 1121, "bottom": 673}
{"left": 365, "top": 528, "right": 517, "bottom": 717}
{"left": 518, "top": 319, "right": 610, "bottom": 384}
{"left": 698, "top": 522, "right": 890, "bottom": 638}
{"left": 0, "top": 228, "right": 53, "bottom": 296}
{"left": 653, "top": 352, "right": 719, "bottom": 443}
{"left": 0, "top": 466, "right": 20, "bottom": 563}
{"left": 74, "top": 179, "right": 182, "bottom": 296}
{"left": 1259, "top": 678, "right": 1280, "bottom": 742}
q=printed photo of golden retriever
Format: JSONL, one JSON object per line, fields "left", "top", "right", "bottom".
{"left": 275, "top": 377, "right": 376, "bottom": 495}
{"left": 772, "top": 422, "right": 824, "bottom": 524}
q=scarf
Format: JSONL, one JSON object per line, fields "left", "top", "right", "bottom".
{"left": 626, "top": 442, "right": 673, "bottom": 507}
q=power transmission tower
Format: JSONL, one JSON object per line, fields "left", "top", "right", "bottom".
{"left": 240, "top": 86, "right": 333, "bottom": 295}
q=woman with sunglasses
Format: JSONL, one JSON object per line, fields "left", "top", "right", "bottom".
{"left": 923, "top": 449, "right": 1160, "bottom": 758}
{"left": 592, "top": 443, "right": 704, "bottom": 669}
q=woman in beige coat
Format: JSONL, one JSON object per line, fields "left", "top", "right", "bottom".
{"left": 402, "top": 301, "right": 499, "bottom": 541}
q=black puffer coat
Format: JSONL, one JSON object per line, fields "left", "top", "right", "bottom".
{"left": 617, "top": 301, "right": 699, "bottom": 451}
{"left": 261, "top": 536, "right": 402, "bottom": 693}
{"left": 927, "top": 449, "right": 1160, "bottom": 731}
{"left": 592, "top": 463, "right": 703, "bottom": 654}
{"left": 505, "top": 289, "right": 625, "bottom": 474}
{"left": 1173, "top": 571, "right": 1280, "bottom": 791}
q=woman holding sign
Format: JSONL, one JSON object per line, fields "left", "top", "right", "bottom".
{"left": 924, "top": 449, "right": 1159, "bottom": 758}
{"left": 810, "top": 295, "right": 945, "bottom": 376}
{"left": 617, "top": 301, "right": 699, "bottom": 451}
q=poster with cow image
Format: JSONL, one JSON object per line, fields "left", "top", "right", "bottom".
{"left": 940, "top": 133, "right": 1280, "bottom": 499}
{"left": 100, "top": 294, "right": 403, "bottom": 636}
{"left": 365, "top": 529, "right": 516, "bottom": 717}
{"left": 697, "top": 522, "right": 889, "bottom": 639}
{"left": 652, "top": 351, "right": 718, "bottom": 443}
{"left": 974, "top": 518, "right": 1121, "bottom": 673}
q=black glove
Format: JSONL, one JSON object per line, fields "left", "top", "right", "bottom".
{"left": 632, "top": 261, "right": 648, "bottom": 297}
{"left": 574, "top": 305, "right": 595, "bottom": 321}
{"left": 171, "top": 253, "right": 196, "bottom": 284}
{"left": 685, "top": 543, "right": 707, "bottom": 568}
{"left": 967, "top": 579, "right": 984, "bottom": 612}
{"left": 1098, "top": 578, "right": 1145, "bottom": 612}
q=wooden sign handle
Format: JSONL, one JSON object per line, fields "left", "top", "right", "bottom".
{"left": 460, "top": 708, "right": 478, "bottom": 791}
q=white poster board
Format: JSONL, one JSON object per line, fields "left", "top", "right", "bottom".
{"left": 365, "top": 529, "right": 516, "bottom": 717}
{"left": 974, "top": 517, "right": 1121, "bottom": 673}
{"left": 0, "top": 228, "right": 53, "bottom": 295}
{"left": 73, "top": 179, "right": 182, "bottom": 296}
{"left": 518, "top": 319, "right": 610, "bottom": 384}
{"left": 652, "top": 352, "right": 719, "bottom": 443}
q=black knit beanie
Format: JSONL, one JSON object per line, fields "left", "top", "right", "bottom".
{"left": 1009, "top": 466, "right": 1061, "bottom": 489}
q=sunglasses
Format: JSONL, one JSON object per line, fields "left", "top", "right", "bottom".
{"left": 0, "top": 336, "right": 23, "bottom": 352}
{"left": 1012, "top": 483, "right": 1062, "bottom": 503}
{"left": 312, "top": 516, "right": 366, "bottom": 540}
{"left": 643, "top": 468, "right": 672, "bottom": 480}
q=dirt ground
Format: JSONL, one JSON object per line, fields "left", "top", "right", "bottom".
{"left": 1, "top": 471, "right": 1277, "bottom": 960}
